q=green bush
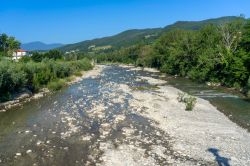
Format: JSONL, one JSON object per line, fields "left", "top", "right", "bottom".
{"left": 0, "top": 58, "right": 93, "bottom": 102}
{"left": 0, "top": 61, "right": 27, "bottom": 101}
{"left": 47, "top": 79, "right": 66, "bottom": 91}
{"left": 185, "top": 96, "right": 197, "bottom": 111}
{"left": 177, "top": 92, "right": 197, "bottom": 111}
{"left": 74, "top": 71, "right": 83, "bottom": 77}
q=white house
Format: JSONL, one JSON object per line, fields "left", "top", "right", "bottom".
{"left": 12, "top": 49, "right": 31, "bottom": 60}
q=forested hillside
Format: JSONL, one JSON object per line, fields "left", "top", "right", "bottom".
{"left": 59, "top": 16, "right": 243, "bottom": 53}
{"left": 93, "top": 18, "right": 250, "bottom": 97}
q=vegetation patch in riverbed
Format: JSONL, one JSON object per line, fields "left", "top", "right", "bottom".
{"left": 177, "top": 92, "right": 197, "bottom": 111}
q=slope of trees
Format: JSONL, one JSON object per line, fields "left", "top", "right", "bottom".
{"left": 95, "top": 20, "right": 250, "bottom": 97}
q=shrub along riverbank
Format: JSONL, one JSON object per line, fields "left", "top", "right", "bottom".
{"left": 94, "top": 19, "right": 250, "bottom": 98}
{"left": 0, "top": 58, "right": 93, "bottom": 102}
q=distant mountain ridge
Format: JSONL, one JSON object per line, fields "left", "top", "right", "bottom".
{"left": 58, "top": 16, "right": 245, "bottom": 52}
{"left": 21, "top": 41, "right": 64, "bottom": 51}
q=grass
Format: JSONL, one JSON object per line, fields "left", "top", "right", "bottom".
{"left": 74, "top": 71, "right": 83, "bottom": 77}
{"left": 65, "top": 76, "right": 74, "bottom": 82}
{"left": 47, "top": 79, "right": 66, "bottom": 91}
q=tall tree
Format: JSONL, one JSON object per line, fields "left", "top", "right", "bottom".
{"left": 241, "top": 20, "right": 250, "bottom": 52}
{"left": 7, "top": 36, "right": 21, "bottom": 56}
{"left": 219, "top": 21, "right": 243, "bottom": 53}
{"left": 0, "top": 33, "right": 8, "bottom": 55}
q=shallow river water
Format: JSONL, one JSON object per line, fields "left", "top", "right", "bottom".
{"left": 0, "top": 65, "right": 249, "bottom": 165}
{"left": 164, "top": 76, "right": 250, "bottom": 131}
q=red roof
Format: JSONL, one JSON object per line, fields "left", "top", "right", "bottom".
{"left": 16, "top": 49, "right": 28, "bottom": 52}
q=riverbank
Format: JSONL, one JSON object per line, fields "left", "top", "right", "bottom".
{"left": 117, "top": 65, "right": 250, "bottom": 165}
{"left": 0, "top": 65, "right": 249, "bottom": 165}
{"left": 0, "top": 65, "right": 104, "bottom": 113}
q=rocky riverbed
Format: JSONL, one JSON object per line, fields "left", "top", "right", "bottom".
{"left": 0, "top": 65, "right": 249, "bottom": 166}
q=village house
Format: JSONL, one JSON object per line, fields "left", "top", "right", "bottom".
{"left": 12, "top": 49, "right": 31, "bottom": 60}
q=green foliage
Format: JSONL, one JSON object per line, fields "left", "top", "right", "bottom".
{"left": 47, "top": 79, "right": 66, "bottom": 91}
{"left": 247, "top": 77, "right": 250, "bottom": 98}
{"left": 74, "top": 71, "right": 83, "bottom": 77}
{"left": 59, "top": 16, "right": 243, "bottom": 53}
{"left": 0, "top": 61, "right": 27, "bottom": 101}
{"left": 95, "top": 45, "right": 142, "bottom": 64}
{"left": 185, "top": 96, "right": 197, "bottom": 111}
{"left": 0, "top": 58, "right": 93, "bottom": 102}
{"left": 93, "top": 18, "right": 249, "bottom": 97}
{"left": 31, "top": 52, "right": 44, "bottom": 62}
{"left": 241, "top": 20, "right": 250, "bottom": 52}
{"left": 31, "top": 50, "right": 63, "bottom": 62}
{"left": 0, "top": 33, "right": 20, "bottom": 56}
{"left": 177, "top": 92, "right": 197, "bottom": 111}
{"left": 19, "top": 56, "right": 32, "bottom": 63}
{"left": 44, "top": 50, "right": 63, "bottom": 60}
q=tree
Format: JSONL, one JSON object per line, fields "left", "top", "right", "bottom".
{"left": 241, "top": 20, "right": 250, "bottom": 52}
{"left": 0, "top": 33, "right": 21, "bottom": 57}
{"left": 45, "top": 50, "right": 63, "bottom": 60}
{"left": 219, "top": 21, "right": 243, "bottom": 53}
{"left": 0, "top": 33, "right": 8, "bottom": 55}
{"left": 7, "top": 36, "right": 21, "bottom": 56}
{"left": 31, "top": 52, "right": 44, "bottom": 62}
{"left": 247, "top": 77, "right": 250, "bottom": 98}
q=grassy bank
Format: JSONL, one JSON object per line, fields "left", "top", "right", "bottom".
{"left": 0, "top": 58, "right": 93, "bottom": 102}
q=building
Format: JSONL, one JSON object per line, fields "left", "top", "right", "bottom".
{"left": 12, "top": 49, "right": 31, "bottom": 60}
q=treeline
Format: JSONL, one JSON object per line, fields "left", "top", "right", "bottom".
{"left": 21, "top": 50, "right": 90, "bottom": 62}
{"left": 0, "top": 33, "right": 20, "bottom": 57}
{"left": 0, "top": 35, "right": 93, "bottom": 102}
{"left": 95, "top": 20, "right": 250, "bottom": 97}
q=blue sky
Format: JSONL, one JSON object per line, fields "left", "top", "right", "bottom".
{"left": 0, "top": 0, "right": 249, "bottom": 44}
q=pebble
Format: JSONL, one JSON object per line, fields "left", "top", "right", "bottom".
{"left": 16, "top": 153, "right": 22, "bottom": 156}
{"left": 0, "top": 109, "right": 6, "bottom": 113}
{"left": 156, "top": 131, "right": 161, "bottom": 136}
{"left": 36, "top": 141, "right": 42, "bottom": 146}
{"left": 26, "top": 150, "right": 32, "bottom": 154}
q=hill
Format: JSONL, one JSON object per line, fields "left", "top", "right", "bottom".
{"left": 59, "top": 28, "right": 162, "bottom": 52}
{"left": 59, "top": 16, "right": 244, "bottom": 52}
{"left": 21, "top": 41, "right": 64, "bottom": 51}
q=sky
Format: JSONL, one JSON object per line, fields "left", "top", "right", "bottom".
{"left": 0, "top": 0, "right": 249, "bottom": 44}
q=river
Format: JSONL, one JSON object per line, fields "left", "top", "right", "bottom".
{"left": 0, "top": 65, "right": 249, "bottom": 165}
{"left": 164, "top": 76, "right": 250, "bottom": 132}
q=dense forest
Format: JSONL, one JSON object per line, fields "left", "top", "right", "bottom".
{"left": 94, "top": 19, "right": 250, "bottom": 97}
{"left": 0, "top": 34, "right": 92, "bottom": 102}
